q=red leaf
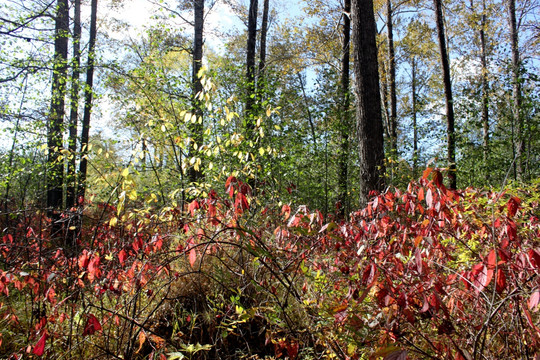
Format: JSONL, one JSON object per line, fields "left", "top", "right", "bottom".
{"left": 225, "top": 175, "right": 237, "bottom": 189}
{"left": 433, "top": 170, "right": 444, "bottom": 188}
{"left": 418, "top": 187, "right": 425, "bottom": 202}
{"left": 529, "top": 291, "right": 540, "bottom": 310}
{"left": 507, "top": 196, "right": 521, "bottom": 217}
{"left": 486, "top": 250, "right": 497, "bottom": 269}
{"left": 188, "top": 200, "right": 199, "bottom": 217}
{"left": 362, "top": 263, "right": 378, "bottom": 288}
{"left": 415, "top": 248, "right": 423, "bottom": 274}
{"left": 426, "top": 189, "right": 433, "bottom": 208}
{"left": 87, "top": 255, "right": 101, "bottom": 283}
{"left": 529, "top": 249, "right": 540, "bottom": 269}
{"left": 496, "top": 268, "right": 506, "bottom": 294}
{"left": 118, "top": 249, "right": 127, "bottom": 265}
{"left": 32, "top": 330, "right": 48, "bottom": 356}
{"left": 422, "top": 167, "right": 433, "bottom": 180}
{"left": 235, "top": 192, "right": 249, "bottom": 213}
{"left": 286, "top": 340, "right": 299, "bottom": 360}
{"left": 83, "top": 314, "right": 102, "bottom": 336}
{"left": 189, "top": 248, "right": 197, "bottom": 268}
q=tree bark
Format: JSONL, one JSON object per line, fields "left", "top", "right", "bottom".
{"left": 47, "top": 0, "right": 69, "bottom": 217}
{"left": 351, "top": 0, "right": 386, "bottom": 207}
{"left": 67, "top": 0, "right": 81, "bottom": 208}
{"left": 387, "top": 0, "right": 398, "bottom": 165}
{"left": 77, "top": 0, "right": 98, "bottom": 202}
{"left": 245, "top": 0, "right": 258, "bottom": 129}
{"left": 480, "top": 0, "right": 489, "bottom": 165}
{"left": 433, "top": 0, "right": 457, "bottom": 189}
{"left": 258, "top": 0, "right": 269, "bottom": 76}
{"left": 337, "top": 0, "right": 351, "bottom": 217}
{"left": 188, "top": 0, "right": 204, "bottom": 184}
{"left": 508, "top": 0, "right": 523, "bottom": 179}
{"left": 412, "top": 57, "right": 419, "bottom": 179}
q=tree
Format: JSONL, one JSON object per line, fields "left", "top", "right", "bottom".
{"left": 386, "top": 0, "right": 398, "bottom": 174}
{"left": 337, "top": 0, "right": 351, "bottom": 216}
{"left": 67, "top": 0, "right": 82, "bottom": 208}
{"left": 47, "top": 0, "right": 69, "bottom": 218}
{"left": 351, "top": 0, "right": 386, "bottom": 206}
{"left": 77, "top": 0, "right": 98, "bottom": 202}
{"left": 433, "top": 0, "right": 457, "bottom": 189}
{"left": 507, "top": 0, "right": 524, "bottom": 179}
{"left": 245, "top": 0, "right": 258, "bottom": 127}
{"left": 188, "top": 0, "right": 205, "bottom": 184}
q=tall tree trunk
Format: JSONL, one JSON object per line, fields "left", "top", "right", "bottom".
{"left": 480, "top": 0, "right": 489, "bottom": 166}
{"left": 337, "top": 0, "right": 351, "bottom": 217}
{"left": 351, "top": 0, "right": 386, "bottom": 207}
{"left": 433, "top": 0, "right": 457, "bottom": 189}
{"left": 411, "top": 57, "right": 419, "bottom": 179}
{"left": 387, "top": 0, "right": 398, "bottom": 169}
{"left": 188, "top": 0, "right": 204, "bottom": 184}
{"left": 508, "top": 0, "right": 523, "bottom": 179}
{"left": 47, "top": 0, "right": 69, "bottom": 218}
{"left": 245, "top": 0, "right": 258, "bottom": 129}
{"left": 258, "top": 0, "right": 269, "bottom": 77}
{"left": 67, "top": 0, "right": 81, "bottom": 208}
{"left": 77, "top": 0, "right": 98, "bottom": 202}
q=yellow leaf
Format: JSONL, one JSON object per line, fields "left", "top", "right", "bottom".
{"left": 109, "top": 217, "right": 118, "bottom": 227}
{"left": 258, "top": 147, "right": 265, "bottom": 156}
{"left": 121, "top": 168, "right": 129, "bottom": 177}
{"left": 266, "top": 108, "right": 272, "bottom": 117}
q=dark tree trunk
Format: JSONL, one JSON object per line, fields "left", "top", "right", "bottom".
{"left": 387, "top": 0, "right": 398, "bottom": 165}
{"left": 258, "top": 0, "right": 269, "bottom": 76}
{"left": 245, "top": 0, "right": 258, "bottom": 129}
{"left": 434, "top": 0, "right": 457, "bottom": 189}
{"left": 188, "top": 0, "right": 204, "bottom": 184}
{"left": 508, "top": 0, "right": 523, "bottom": 179}
{"left": 351, "top": 0, "right": 386, "bottom": 207}
{"left": 47, "top": 0, "right": 69, "bottom": 218}
{"left": 77, "top": 0, "right": 98, "bottom": 202}
{"left": 480, "top": 0, "right": 489, "bottom": 165}
{"left": 67, "top": 0, "right": 81, "bottom": 208}
{"left": 412, "top": 58, "right": 419, "bottom": 179}
{"left": 337, "top": 0, "right": 351, "bottom": 217}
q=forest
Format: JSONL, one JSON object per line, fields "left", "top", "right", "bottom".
{"left": 0, "top": 0, "right": 539, "bottom": 358}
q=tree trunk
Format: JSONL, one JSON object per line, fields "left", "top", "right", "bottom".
{"left": 188, "top": 0, "right": 204, "bottom": 184}
{"left": 412, "top": 57, "right": 419, "bottom": 179}
{"left": 245, "top": 0, "right": 258, "bottom": 129}
{"left": 480, "top": 0, "right": 489, "bottom": 166}
{"left": 433, "top": 0, "right": 457, "bottom": 189}
{"left": 508, "top": 0, "right": 523, "bottom": 179}
{"left": 258, "top": 0, "right": 269, "bottom": 77}
{"left": 337, "top": 0, "right": 351, "bottom": 217}
{"left": 47, "top": 0, "right": 69, "bottom": 218}
{"left": 67, "top": 0, "right": 81, "bottom": 208}
{"left": 77, "top": 0, "right": 98, "bottom": 202}
{"left": 387, "top": 0, "right": 398, "bottom": 167}
{"left": 351, "top": 0, "right": 386, "bottom": 207}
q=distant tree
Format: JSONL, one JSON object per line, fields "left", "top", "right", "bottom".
{"left": 507, "top": 0, "right": 524, "bottom": 179}
{"left": 351, "top": 0, "right": 386, "bottom": 206}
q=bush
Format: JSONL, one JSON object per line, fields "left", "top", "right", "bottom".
{"left": 1, "top": 171, "right": 538, "bottom": 359}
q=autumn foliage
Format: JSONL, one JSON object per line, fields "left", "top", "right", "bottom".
{"left": 0, "top": 170, "right": 539, "bottom": 359}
